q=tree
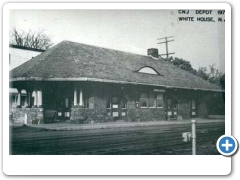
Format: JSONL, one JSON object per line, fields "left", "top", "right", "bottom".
{"left": 164, "top": 56, "right": 224, "bottom": 86}
{"left": 207, "top": 64, "right": 224, "bottom": 85}
{"left": 171, "top": 57, "right": 194, "bottom": 72}
{"left": 197, "top": 67, "right": 208, "bottom": 80}
{"left": 220, "top": 74, "right": 225, "bottom": 90}
{"left": 163, "top": 56, "right": 197, "bottom": 75}
{"left": 10, "top": 27, "right": 53, "bottom": 50}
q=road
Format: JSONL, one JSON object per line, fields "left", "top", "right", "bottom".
{"left": 10, "top": 121, "right": 224, "bottom": 155}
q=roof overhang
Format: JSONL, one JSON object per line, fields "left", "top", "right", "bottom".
{"left": 9, "top": 77, "right": 225, "bottom": 93}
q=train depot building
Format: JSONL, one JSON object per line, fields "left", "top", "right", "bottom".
{"left": 9, "top": 41, "right": 225, "bottom": 124}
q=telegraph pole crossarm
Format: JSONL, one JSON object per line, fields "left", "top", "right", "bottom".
{"left": 157, "top": 40, "right": 175, "bottom": 44}
{"left": 157, "top": 36, "right": 174, "bottom": 40}
{"left": 157, "top": 36, "right": 175, "bottom": 60}
{"left": 160, "top": 53, "right": 175, "bottom": 56}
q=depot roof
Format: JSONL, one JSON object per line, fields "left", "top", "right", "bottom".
{"left": 10, "top": 40, "right": 222, "bottom": 92}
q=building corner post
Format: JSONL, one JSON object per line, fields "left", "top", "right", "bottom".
{"left": 74, "top": 87, "right": 77, "bottom": 106}
{"left": 37, "top": 89, "right": 43, "bottom": 107}
{"left": 16, "top": 88, "right": 21, "bottom": 108}
{"left": 79, "top": 89, "right": 83, "bottom": 106}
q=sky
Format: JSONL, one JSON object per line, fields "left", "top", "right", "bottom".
{"left": 9, "top": 9, "right": 225, "bottom": 72}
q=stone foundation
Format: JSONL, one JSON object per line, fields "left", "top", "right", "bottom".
{"left": 70, "top": 107, "right": 166, "bottom": 123}
{"left": 70, "top": 108, "right": 114, "bottom": 123}
{"left": 126, "top": 100, "right": 165, "bottom": 121}
{"left": 10, "top": 107, "right": 44, "bottom": 124}
{"left": 70, "top": 98, "right": 166, "bottom": 123}
{"left": 127, "top": 108, "right": 165, "bottom": 122}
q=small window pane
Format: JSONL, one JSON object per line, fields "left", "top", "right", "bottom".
{"left": 140, "top": 93, "right": 148, "bottom": 108}
{"left": 113, "top": 104, "right": 118, "bottom": 108}
{"left": 113, "top": 112, "right": 119, "bottom": 117}
{"left": 157, "top": 93, "right": 164, "bottom": 108}
{"left": 149, "top": 92, "right": 156, "bottom": 107}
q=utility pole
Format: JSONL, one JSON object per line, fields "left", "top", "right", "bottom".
{"left": 191, "top": 120, "right": 197, "bottom": 155}
{"left": 157, "top": 36, "right": 175, "bottom": 60}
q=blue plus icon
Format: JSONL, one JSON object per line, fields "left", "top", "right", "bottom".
{"left": 217, "top": 135, "right": 238, "bottom": 156}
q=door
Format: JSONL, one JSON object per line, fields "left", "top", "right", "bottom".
{"left": 191, "top": 99, "right": 196, "bottom": 117}
{"left": 166, "top": 98, "right": 178, "bottom": 120}
{"left": 112, "top": 97, "right": 120, "bottom": 120}
{"left": 111, "top": 96, "right": 127, "bottom": 120}
{"left": 57, "top": 95, "right": 71, "bottom": 121}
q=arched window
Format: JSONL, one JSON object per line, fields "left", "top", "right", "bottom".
{"left": 138, "top": 67, "right": 159, "bottom": 75}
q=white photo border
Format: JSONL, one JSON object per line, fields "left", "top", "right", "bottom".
{"left": 3, "top": 2, "right": 231, "bottom": 175}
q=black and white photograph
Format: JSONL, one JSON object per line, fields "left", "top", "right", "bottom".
{"left": 8, "top": 7, "right": 226, "bottom": 156}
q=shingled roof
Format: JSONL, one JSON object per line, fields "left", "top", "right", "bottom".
{"left": 10, "top": 40, "right": 222, "bottom": 92}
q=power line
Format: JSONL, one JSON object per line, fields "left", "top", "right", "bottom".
{"left": 157, "top": 36, "right": 175, "bottom": 60}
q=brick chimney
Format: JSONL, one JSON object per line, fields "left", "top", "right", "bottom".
{"left": 147, "top": 48, "right": 159, "bottom": 58}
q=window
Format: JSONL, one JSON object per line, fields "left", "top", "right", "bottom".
{"left": 157, "top": 93, "right": 164, "bottom": 108}
{"left": 138, "top": 92, "right": 164, "bottom": 108}
{"left": 149, "top": 92, "right": 156, "bottom": 108}
{"left": 138, "top": 67, "right": 159, "bottom": 75}
{"left": 140, "top": 93, "right": 148, "bottom": 108}
{"left": 122, "top": 112, "right": 126, "bottom": 116}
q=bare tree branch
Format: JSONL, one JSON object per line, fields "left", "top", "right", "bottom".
{"left": 10, "top": 27, "right": 53, "bottom": 50}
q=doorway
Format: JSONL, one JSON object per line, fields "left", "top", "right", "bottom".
{"left": 166, "top": 98, "right": 178, "bottom": 120}
{"left": 190, "top": 99, "right": 196, "bottom": 118}
{"left": 111, "top": 96, "right": 127, "bottom": 120}
{"left": 57, "top": 95, "right": 71, "bottom": 121}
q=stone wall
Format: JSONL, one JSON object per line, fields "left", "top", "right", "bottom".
{"left": 10, "top": 107, "right": 44, "bottom": 124}
{"left": 70, "top": 95, "right": 166, "bottom": 123}
{"left": 70, "top": 108, "right": 114, "bottom": 123}
{"left": 70, "top": 96, "right": 114, "bottom": 123}
{"left": 127, "top": 108, "right": 165, "bottom": 122}
{"left": 126, "top": 100, "right": 165, "bottom": 121}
